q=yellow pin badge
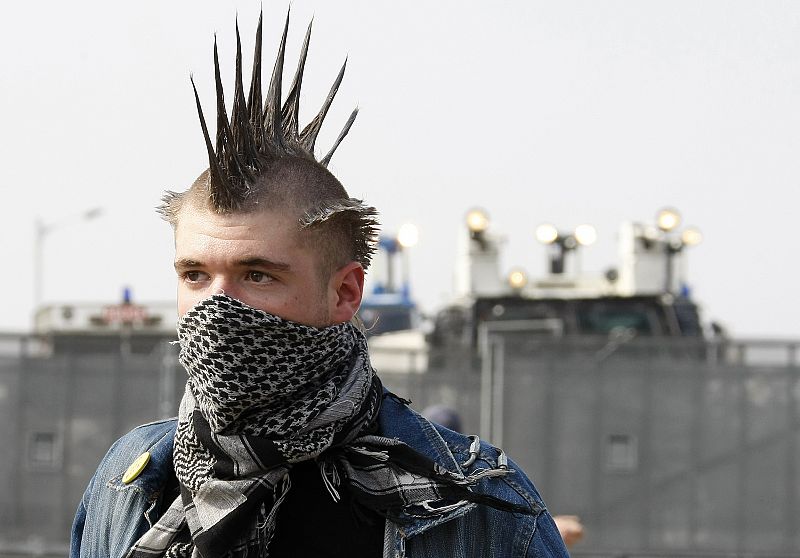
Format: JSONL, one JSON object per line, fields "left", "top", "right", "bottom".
{"left": 122, "top": 451, "right": 151, "bottom": 484}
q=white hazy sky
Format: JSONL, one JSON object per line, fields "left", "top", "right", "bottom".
{"left": 1, "top": 1, "right": 799, "bottom": 337}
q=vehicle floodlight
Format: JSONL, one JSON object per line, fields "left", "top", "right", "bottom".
{"left": 574, "top": 224, "right": 597, "bottom": 246}
{"left": 643, "top": 225, "right": 660, "bottom": 241}
{"left": 656, "top": 207, "right": 681, "bottom": 232}
{"left": 536, "top": 224, "right": 559, "bottom": 244}
{"left": 508, "top": 269, "right": 528, "bottom": 290}
{"left": 397, "top": 223, "right": 419, "bottom": 248}
{"left": 466, "top": 209, "right": 490, "bottom": 233}
{"left": 681, "top": 227, "right": 703, "bottom": 247}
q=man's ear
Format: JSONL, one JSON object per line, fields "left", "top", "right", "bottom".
{"left": 329, "top": 261, "right": 365, "bottom": 324}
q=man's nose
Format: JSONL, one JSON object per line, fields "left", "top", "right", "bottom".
{"left": 210, "top": 276, "right": 240, "bottom": 298}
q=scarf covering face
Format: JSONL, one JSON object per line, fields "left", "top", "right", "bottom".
{"left": 127, "top": 295, "right": 528, "bottom": 558}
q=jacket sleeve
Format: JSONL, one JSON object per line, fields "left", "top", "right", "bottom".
{"left": 528, "top": 508, "right": 571, "bottom": 557}
{"left": 70, "top": 470, "right": 96, "bottom": 558}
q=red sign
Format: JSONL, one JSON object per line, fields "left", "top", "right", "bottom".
{"left": 102, "top": 304, "right": 148, "bottom": 324}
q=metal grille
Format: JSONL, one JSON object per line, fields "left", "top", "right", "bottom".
{"left": 380, "top": 335, "right": 800, "bottom": 555}
{"left": 1, "top": 333, "right": 799, "bottom": 555}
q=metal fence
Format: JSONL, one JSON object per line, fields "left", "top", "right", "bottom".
{"left": 377, "top": 334, "right": 800, "bottom": 556}
{"left": 1, "top": 332, "right": 800, "bottom": 556}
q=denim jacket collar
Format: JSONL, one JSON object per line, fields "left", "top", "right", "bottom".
{"left": 104, "top": 420, "right": 175, "bottom": 497}
{"left": 377, "top": 394, "right": 480, "bottom": 538}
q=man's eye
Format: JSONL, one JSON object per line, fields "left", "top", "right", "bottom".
{"left": 183, "top": 271, "right": 206, "bottom": 283}
{"left": 247, "top": 271, "right": 272, "bottom": 283}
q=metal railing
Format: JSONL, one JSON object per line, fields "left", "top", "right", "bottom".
{"left": 3, "top": 331, "right": 800, "bottom": 555}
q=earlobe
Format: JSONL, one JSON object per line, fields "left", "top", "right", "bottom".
{"left": 330, "top": 262, "right": 365, "bottom": 324}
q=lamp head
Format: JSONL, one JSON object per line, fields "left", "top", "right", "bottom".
{"left": 536, "top": 223, "right": 559, "bottom": 244}
{"left": 466, "top": 208, "right": 489, "bottom": 234}
{"left": 574, "top": 224, "right": 597, "bottom": 246}
{"left": 397, "top": 223, "right": 419, "bottom": 248}
{"left": 656, "top": 207, "right": 681, "bottom": 232}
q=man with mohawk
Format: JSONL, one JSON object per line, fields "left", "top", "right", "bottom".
{"left": 71, "top": 11, "right": 569, "bottom": 558}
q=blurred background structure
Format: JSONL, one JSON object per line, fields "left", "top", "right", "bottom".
{"left": 2, "top": 1, "right": 800, "bottom": 556}
{"left": 1, "top": 0, "right": 800, "bottom": 337}
{"left": 3, "top": 209, "right": 800, "bottom": 555}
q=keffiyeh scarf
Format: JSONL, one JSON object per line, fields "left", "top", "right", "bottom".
{"left": 127, "top": 295, "right": 527, "bottom": 558}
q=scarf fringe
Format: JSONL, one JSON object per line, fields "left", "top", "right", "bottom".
{"left": 418, "top": 499, "right": 470, "bottom": 515}
{"left": 257, "top": 473, "right": 291, "bottom": 554}
{"left": 348, "top": 446, "right": 390, "bottom": 461}
{"left": 319, "top": 459, "right": 342, "bottom": 502}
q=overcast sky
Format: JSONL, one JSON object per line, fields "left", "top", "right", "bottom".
{"left": 1, "top": 1, "right": 799, "bottom": 337}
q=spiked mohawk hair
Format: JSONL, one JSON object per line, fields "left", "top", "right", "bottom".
{"left": 159, "top": 10, "right": 379, "bottom": 270}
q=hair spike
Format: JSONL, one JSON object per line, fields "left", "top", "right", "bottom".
{"left": 282, "top": 19, "right": 312, "bottom": 145}
{"left": 232, "top": 19, "right": 259, "bottom": 172}
{"left": 299, "top": 58, "right": 347, "bottom": 156}
{"left": 211, "top": 35, "right": 252, "bottom": 207}
{"left": 320, "top": 107, "right": 358, "bottom": 168}
{"left": 212, "top": 37, "right": 226, "bottom": 158}
{"left": 188, "top": 10, "right": 361, "bottom": 216}
{"left": 191, "top": 75, "right": 229, "bottom": 197}
{"left": 247, "top": 11, "right": 265, "bottom": 150}
{"left": 263, "top": 9, "right": 290, "bottom": 153}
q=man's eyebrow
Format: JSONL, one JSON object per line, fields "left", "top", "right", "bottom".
{"left": 174, "top": 258, "right": 201, "bottom": 270}
{"left": 235, "top": 257, "right": 291, "bottom": 271}
{"left": 173, "top": 257, "right": 291, "bottom": 271}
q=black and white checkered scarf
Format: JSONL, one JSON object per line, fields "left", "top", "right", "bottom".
{"left": 127, "top": 295, "right": 528, "bottom": 558}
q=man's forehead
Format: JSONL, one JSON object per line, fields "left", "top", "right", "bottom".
{"left": 174, "top": 206, "right": 311, "bottom": 259}
{"left": 176, "top": 200, "right": 302, "bottom": 233}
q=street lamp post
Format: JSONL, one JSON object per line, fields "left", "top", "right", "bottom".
{"left": 33, "top": 207, "right": 103, "bottom": 316}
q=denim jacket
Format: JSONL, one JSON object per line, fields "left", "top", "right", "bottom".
{"left": 71, "top": 394, "right": 569, "bottom": 558}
